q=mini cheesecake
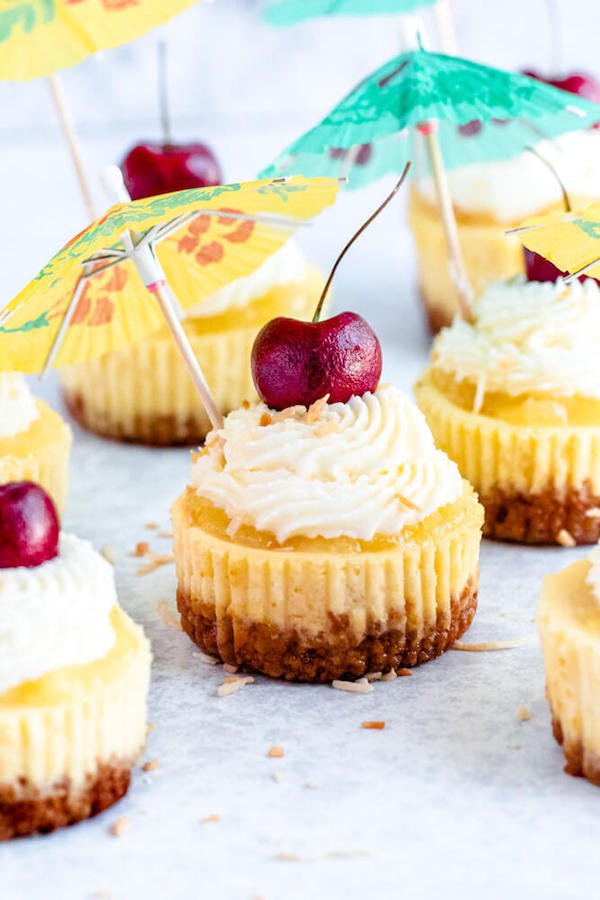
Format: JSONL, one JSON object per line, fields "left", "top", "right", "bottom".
{"left": 0, "top": 518, "right": 151, "bottom": 840}
{"left": 61, "top": 243, "right": 326, "bottom": 445}
{"left": 0, "top": 373, "right": 71, "bottom": 517}
{"left": 409, "top": 130, "right": 600, "bottom": 331}
{"left": 538, "top": 550, "right": 600, "bottom": 786}
{"left": 172, "top": 385, "right": 483, "bottom": 681}
{"left": 415, "top": 277, "right": 600, "bottom": 544}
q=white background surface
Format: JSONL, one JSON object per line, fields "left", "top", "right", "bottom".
{"left": 2, "top": 1, "right": 600, "bottom": 898}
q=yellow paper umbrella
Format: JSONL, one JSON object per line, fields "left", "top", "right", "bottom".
{"left": 0, "top": 175, "right": 341, "bottom": 427}
{"left": 0, "top": 0, "right": 211, "bottom": 218}
{"left": 509, "top": 204, "right": 600, "bottom": 282}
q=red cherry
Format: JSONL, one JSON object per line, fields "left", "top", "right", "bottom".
{"left": 120, "top": 142, "right": 222, "bottom": 200}
{"left": 251, "top": 312, "right": 382, "bottom": 410}
{"left": 0, "top": 482, "right": 59, "bottom": 569}
{"left": 523, "top": 247, "right": 600, "bottom": 286}
{"left": 522, "top": 69, "right": 600, "bottom": 104}
{"left": 458, "top": 120, "right": 483, "bottom": 137}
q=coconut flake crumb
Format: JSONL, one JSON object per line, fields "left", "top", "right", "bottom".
{"left": 223, "top": 663, "right": 238, "bottom": 674}
{"left": 193, "top": 651, "right": 220, "bottom": 665}
{"left": 100, "top": 545, "right": 115, "bottom": 564}
{"left": 332, "top": 678, "right": 373, "bottom": 693}
{"left": 142, "top": 759, "right": 160, "bottom": 772}
{"left": 361, "top": 721, "right": 385, "bottom": 730}
{"left": 473, "top": 374, "right": 487, "bottom": 414}
{"left": 157, "top": 599, "right": 181, "bottom": 630}
{"left": 110, "top": 816, "right": 128, "bottom": 837}
{"left": 397, "top": 668, "right": 413, "bottom": 677}
{"left": 365, "top": 671, "right": 382, "bottom": 682}
{"left": 132, "top": 541, "right": 149, "bottom": 558}
{"left": 137, "top": 553, "right": 175, "bottom": 575}
{"left": 452, "top": 635, "right": 535, "bottom": 652}
{"left": 276, "top": 853, "right": 302, "bottom": 862}
{"left": 202, "top": 814, "right": 220, "bottom": 824}
{"left": 272, "top": 770, "right": 283, "bottom": 783}
{"left": 305, "top": 394, "right": 330, "bottom": 424}
{"left": 381, "top": 670, "right": 398, "bottom": 682}
{"left": 518, "top": 706, "right": 532, "bottom": 721}
{"left": 557, "top": 528, "right": 576, "bottom": 547}
{"left": 259, "top": 412, "right": 272, "bottom": 427}
{"left": 217, "top": 677, "right": 253, "bottom": 697}
{"left": 158, "top": 530, "right": 174, "bottom": 539}
{"left": 145, "top": 522, "right": 159, "bottom": 530}
{"left": 267, "top": 746, "right": 284, "bottom": 758}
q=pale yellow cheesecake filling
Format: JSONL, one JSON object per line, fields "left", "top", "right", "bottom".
{"left": 539, "top": 558, "right": 600, "bottom": 777}
{"left": 0, "top": 399, "right": 71, "bottom": 516}
{"left": 0, "top": 606, "right": 150, "bottom": 790}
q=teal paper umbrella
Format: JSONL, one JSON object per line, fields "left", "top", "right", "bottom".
{"left": 260, "top": 43, "right": 600, "bottom": 314}
{"left": 265, "top": 0, "right": 437, "bottom": 24}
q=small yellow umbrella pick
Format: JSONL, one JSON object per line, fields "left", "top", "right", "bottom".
{"left": 0, "top": 175, "right": 341, "bottom": 430}
{"left": 508, "top": 203, "right": 600, "bottom": 283}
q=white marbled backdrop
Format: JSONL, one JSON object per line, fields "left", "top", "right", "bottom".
{"left": 2, "top": 2, "right": 600, "bottom": 898}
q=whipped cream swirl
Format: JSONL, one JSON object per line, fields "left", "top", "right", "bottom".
{"left": 416, "top": 130, "right": 600, "bottom": 223}
{"left": 0, "top": 534, "right": 117, "bottom": 695}
{"left": 431, "top": 277, "right": 600, "bottom": 399}
{"left": 187, "top": 241, "right": 308, "bottom": 318}
{"left": 190, "top": 385, "right": 463, "bottom": 543}
{"left": 0, "top": 372, "right": 39, "bottom": 439}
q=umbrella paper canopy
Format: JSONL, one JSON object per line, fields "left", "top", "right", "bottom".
{"left": 264, "top": 0, "right": 436, "bottom": 25}
{"left": 511, "top": 205, "right": 600, "bottom": 282}
{"left": 260, "top": 48, "right": 600, "bottom": 186}
{"left": 0, "top": 0, "right": 202, "bottom": 80}
{"left": 0, "top": 176, "right": 340, "bottom": 373}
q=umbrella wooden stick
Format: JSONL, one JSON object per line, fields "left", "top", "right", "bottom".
{"left": 418, "top": 121, "right": 473, "bottom": 320}
{"left": 433, "top": 0, "right": 458, "bottom": 55}
{"left": 121, "top": 229, "right": 224, "bottom": 431}
{"left": 48, "top": 74, "right": 96, "bottom": 221}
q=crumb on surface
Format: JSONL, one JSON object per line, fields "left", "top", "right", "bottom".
{"left": 132, "top": 541, "right": 149, "bottom": 558}
{"left": 100, "top": 545, "right": 114, "bottom": 564}
{"left": 158, "top": 530, "right": 174, "bottom": 539}
{"left": 276, "top": 853, "right": 302, "bottom": 862}
{"left": 267, "top": 746, "right": 284, "bottom": 758}
{"left": 381, "top": 670, "right": 398, "bottom": 682}
{"left": 518, "top": 706, "right": 532, "bottom": 722}
{"left": 397, "top": 668, "right": 413, "bottom": 677}
{"left": 272, "top": 770, "right": 283, "bottom": 782}
{"left": 557, "top": 528, "right": 576, "bottom": 547}
{"left": 193, "top": 650, "right": 219, "bottom": 665}
{"left": 365, "top": 671, "right": 382, "bottom": 682}
{"left": 110, "top": 816, "right": 128, "bottom": 838}
{"left": 332, "top": 678, "right": 373, "bottom": 694}
{"left": 242, "top": 399, "right": 251, "bottom": 409}
{"left": 259, "top": 412, "right": 272, "bottom": 427}
{"left": 223, "top": 663, "right": 238, "bottom": 674}
{"left": 361, "top": 721, "right": 385, "bottom": 730}
{"left": 452, "top": 636, "right": 535, "bottom": 652}
{"left": 157, "top": 599, "right": 182, "bottom": 630}
{"left": 305, "top": 394, "right": 330, "bottom": 424}
{"left": 137, "top": 553, "right": 175, "bottom": 575}
{"left": 142, "top": 759, "right": 160, "bottom": 772}
{"left": 145, "top": 522, "right": 159, "bottom": 530}
{"left": 217, "top": 677, "right": 253, "bottom": 697}
{"left": 202, "top": 814, "right": 220, "bottom": 824}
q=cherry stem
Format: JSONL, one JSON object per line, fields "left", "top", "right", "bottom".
{"left": 524, "top": 145, "right": 571, "bottom": 212}
{"left": 312, "top": 161, "right": 411, "bottom": 323}
{"left": 158, "top": 40, "right": 172, "bottom": 147}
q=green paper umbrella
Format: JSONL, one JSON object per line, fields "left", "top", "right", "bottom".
{"left": 260, "top": 45, "right": 600, "bottom": 314}
{"left": 264, "top": 0, "right": 437, "bottom": 25}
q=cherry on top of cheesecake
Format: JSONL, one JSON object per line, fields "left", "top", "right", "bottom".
{"left": 0, "top": 482, "right": 59, "bottom": 569}
{"left": 522, "top": 69, "right": 600, "bottom": 104}
{"left": 251, "top": 164, "right": 411, "bottom": 411}
{"left": 121, "top": 141, "right": 222, "bottom": 201}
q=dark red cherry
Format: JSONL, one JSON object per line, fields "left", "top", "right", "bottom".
{"left": 458, "top": 120, "right": 483, "bottom": 137}
{"left": 523, "top": 247, "right": 599, "bottom": 286}
{"left": 251, "top": 312, "right": 382, "bottom": 410}
{"left": 522, "top": 70, "right": 600, "bottom": 104}
{"left": 0, "top": 482, "right": 59, "bottom": 569}
{"left": 120, "top": 141, "right": 222, "bottom": 200}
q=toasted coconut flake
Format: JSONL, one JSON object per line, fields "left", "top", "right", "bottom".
{"left": 158, "top": 530, "right": 174, "bottom": 539}
{"left": 305, "top": 394, "right": 330, "bottom": 424}
{"left": 157, "top": 599, "right": 181, "bottom": 630}
{"left": 267, "top": 746, "right": 284, "bottom": 758}
{"left": 361, "top": 721, "right": 385, "bottom": 730}
{"left": 380, "top": 670, "right": 398, "bottom": 682}
{"left": 110, "top": 816, "right": 128, "bottom": 837}
{"left": 100, "top": 544, "right": 115, "bottom": 564}
{"left": 365, "top": 671, "right": 382, "bottom": 682}
{"left": 397, "top": 668, "right": 413, "bottom": 677}
{"left": 224, "top": 676, "right": 254, "bottom": 685}
{"left": 142, "top": 759, "right": 160, "bottom": 772}
{"left": 202, "top": 814, "right": 220, "bottom": 824}
{"left": 137, "top": 553, "right": 175, "bottom": 575}
{"left": 473, "top": 374, "right": 486, "bottom": 414}
{"left": 585, "top": 507, "right": 600, "bottom": 518}
{"left": 272, "top": 405, "right": 306, "bottom": 422}
{"left": 217, "top": 677, "right": 253, "bottom": 697}
{"left": 223, "top": 663, "right": 238, "bottom": 674}
{"left": 452, "top": 635, "right": 535, "bottom": 652}
{"left": 259, "top": 412, "right": 272, "bottom": 427}
{"left": 193, "top": 650, "right": 220, "bottom": 665}
{"left": 332, "top": 679, "right": 373, "bottom": 694}
{"left": 395, "top": 494, "right": 421, "bottom": 512}
{"left": 145, "top": 522, "right": 159, "bottom": 530}
{"left": 272, "top": 770, "right": 283, "bottom": 782}
{"left": 518, "top": 706, "right": 532, "bottom": 721}
{"left": 242, "top": 399, "right": 251, "bottom": 409}
{"left": 313, "top": 420, "right": 339, "bottom": 438}
{"left": 132, "top": 541, "right": 149, "bottom": 558}
{"left": 276, "top": 853, "right": 302, "bottom": 862}
{"left": 557, "top": 528, "right": 576, "bottom": 547}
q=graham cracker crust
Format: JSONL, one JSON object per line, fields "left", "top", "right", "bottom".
{"left": 481, "top": 484, "right": 600, "bottom": 545}
{"left": 0, "top": 759, "right": 132, "bottom": 840}
{"left": 551, "top": 714, "right": 600, "bottom": 787}
{"left": 63, "top": 390, "right": 211, "bottom": 447}
{"left": 177, "top": 576, "right": 478, "bottom": 682}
